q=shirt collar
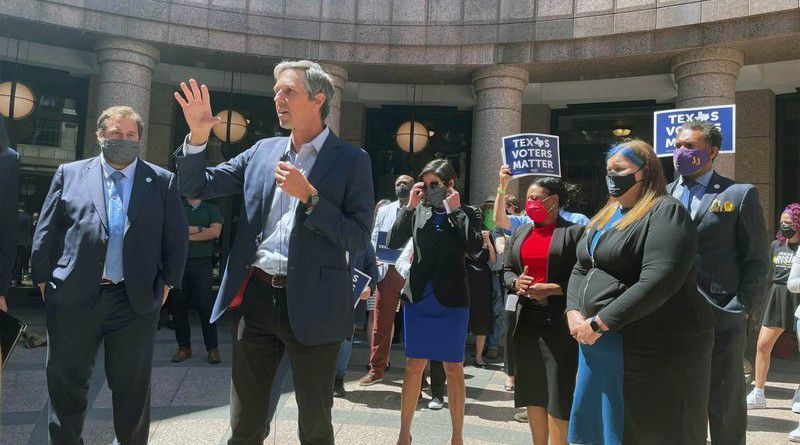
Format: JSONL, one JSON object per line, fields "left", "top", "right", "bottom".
{"left": 285, "top": 126, "right": 330, "bottom": 156}
{"left": 680, "top": 169, "right": 714, "bottom": 188}
{"left": 100, "top": 153, "right": 137, "bottom": 179}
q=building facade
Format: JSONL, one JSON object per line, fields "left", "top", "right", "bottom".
{"left": 1, "top": 0, "right": 798, "bottom": 233}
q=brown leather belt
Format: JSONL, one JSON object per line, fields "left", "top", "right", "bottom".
{"left": 100, "top": 279, "right": 123, "bottom": 287}
{"left": 251, "top": 267, "right": 287, "bottom": 289}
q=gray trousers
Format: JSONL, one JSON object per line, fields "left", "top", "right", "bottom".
{"left": 46, "top": 283, "right": 159, "bottom": 445}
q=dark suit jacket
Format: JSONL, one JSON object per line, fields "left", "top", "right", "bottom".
{"left": 502, "top": 217, "right": 583, "bottom": 331}
{"left": 388, "top": 204, "right": 483, "bottom": 307}
{"left": 0, "top": 146, "right": 19, "bottom": 296}
{"left": 668, "top": 171, "right": 769, "bottom": 323}
{"left": 31, "top": 157, "right": 188, "bottom": 314}
{"left": 174, "top": 131, "right": 374, "bottom": 346}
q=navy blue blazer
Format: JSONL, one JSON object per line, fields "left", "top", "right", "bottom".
{"left": 174, "top": 131, "right": 374, "bottom": 346}
{"left": 31, "top": 157, "right": 189, "bottom": 314}
{"left": 0, "top": 146, "right": 19, "bottom": 296}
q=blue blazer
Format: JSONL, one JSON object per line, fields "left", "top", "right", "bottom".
{"left": 0, "top": 146, "right": 19, "bottom": 296}
{"left": 31, "top": 157, "right": 189, "bottom": 314}
{"left": 174, "top": 131, "right": 375, "bottom": 346}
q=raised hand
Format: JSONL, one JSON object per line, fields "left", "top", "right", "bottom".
{"left": 174, "top": 79, "right": 221, "bottom": 145}
{"left": 407, "top": 182, "right": 425, "bottom": 210}
{"left": 499, "top": 164, "right": 513, "bottom": 189}
{"left": 445, "top": 187, "right": 461, "bottom": 211}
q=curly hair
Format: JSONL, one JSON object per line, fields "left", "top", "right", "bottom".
{"left": 777, "top": 203, "right": 800, "bottom": 245}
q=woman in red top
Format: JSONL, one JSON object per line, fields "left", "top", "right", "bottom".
{"left": 503, "top": 177, "right": 583, "bottom": 445}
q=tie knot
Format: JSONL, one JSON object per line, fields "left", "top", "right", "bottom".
{"left": 110, "top": 171, "right": 125, "bottom": 182}
{"left": 683, "top": 178, "right": 697, "bottom": 188}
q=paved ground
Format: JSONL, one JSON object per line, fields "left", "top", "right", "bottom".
{"left": 2, "top": 298, "right": 800, "bottom": 445}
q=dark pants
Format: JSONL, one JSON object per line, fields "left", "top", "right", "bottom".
{"left": 13, "top": 244, "right": 29, "bottom": 282}
{"left": 45, "top": 283, "right": 159, "bottom": 445}
{"left": 171, "top": 257, "right": 218, "bottom": 349}
{"left": 229, "top": 277, "right": 340, "bottom": 445}
{"left": 504, "top": 305, "right": 517, "bottom": 376}
{"left": 708, "top": 319, "right": 747, "bottom": 445}
{"left": 430, "top": 360, "right": 446, "bottom": 399}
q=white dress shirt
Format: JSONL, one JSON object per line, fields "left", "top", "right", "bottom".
{"left": 184, "top": 127, "right": 330, "bottom": 275}
{"left": 371, "top": 200, "right": 402, "bottom": 281}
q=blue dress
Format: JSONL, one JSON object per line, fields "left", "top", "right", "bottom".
{"left": 403, "top": 210, "right": 470, "bottom": 363}
{"left": 569, "top": 208, "right": 624, "bottom": 445}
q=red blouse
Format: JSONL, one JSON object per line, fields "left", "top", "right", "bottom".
{"left": 519, "top": 223, "right": 556, "bottom": 284}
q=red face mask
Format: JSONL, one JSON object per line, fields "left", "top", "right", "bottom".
{"left": 525, "top": 196, "right": 555, "bottom": 224}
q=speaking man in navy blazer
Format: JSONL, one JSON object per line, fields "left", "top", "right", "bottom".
{"left": 668, "top": 119, "right": 769, "bottom": 445}
{"left": 31, "top": 106, "right": 188, "bottom": 445}
{"left": 173, "top": 60, "right": 374, "bottom": 445}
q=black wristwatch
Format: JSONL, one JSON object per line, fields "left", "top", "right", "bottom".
{"left": 303, "top": 191, "right": 320, "bottom": 215}
{"left": 589, "top": 317, "right": 604, "bottom": 334}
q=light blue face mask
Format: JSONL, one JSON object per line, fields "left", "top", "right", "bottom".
{"left": 100, "top": 138, "right": 139, "bottom": 166}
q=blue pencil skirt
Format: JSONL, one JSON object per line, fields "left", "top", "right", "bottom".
{"left": 403, "top": 283, "right": 469, "bottom": 363}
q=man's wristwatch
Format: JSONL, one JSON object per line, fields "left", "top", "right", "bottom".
{"left": 589, "top": 316, "right": 604, "bottom": 334}
{"left": 303, "top": 191, "right": 320, "bottom": 215}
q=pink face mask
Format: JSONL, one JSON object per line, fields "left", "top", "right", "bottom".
{"left": 525, "top": 196, "right": 555, "bottom": 223}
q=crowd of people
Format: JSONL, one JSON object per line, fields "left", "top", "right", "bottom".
{"left": 1, "top": 59, "right": 800, "bottom": 445}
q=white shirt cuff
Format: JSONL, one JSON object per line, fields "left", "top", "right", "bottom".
{"left": 183, "top": 134, "right": 207, "bottom": 155}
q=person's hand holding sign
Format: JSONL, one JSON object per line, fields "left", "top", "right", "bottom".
{"left": 359, "top": 286, "right": 371, "bottom": 301}
{"left": 499, "top": 164, "right": 513, "bottom": 189}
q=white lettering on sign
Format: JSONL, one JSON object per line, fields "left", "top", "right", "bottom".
{"left": 512, "top": 136, "right": 551, "bottom": 149}
{"left": 663, "top": 110, "right": 723, "bottom": 149}
{"left": 510, "top": 147, "right": 553, "bottom": 160}
{"left": 512, "top": 159, "right": 555, "bottom": 170}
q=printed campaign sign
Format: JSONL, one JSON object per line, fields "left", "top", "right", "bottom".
{"left": 352, "top": 268, "right": 372, "bottom": 309}
{"left": 653, "top": 105, "right": 735, "bottom": 158}
{"left": 502, "top": 133, "right": 561, "bottom": 178}
{"left": 376, "top": 231, "right": 402, "bottom": 264}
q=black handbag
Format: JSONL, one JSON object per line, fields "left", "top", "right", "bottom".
{"left": 577, "top": 267, "right": 628, "bottom": 318}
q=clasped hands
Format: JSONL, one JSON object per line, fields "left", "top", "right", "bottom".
{"left": 566, "top": 310, "right": 608, "bottom": 346}
{"left": 513, "top": 266, "right": 557, "bottom": 301}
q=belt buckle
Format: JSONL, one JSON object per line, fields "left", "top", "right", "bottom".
{"left": 271, "top": 275, "right": 285, "bottom": 289}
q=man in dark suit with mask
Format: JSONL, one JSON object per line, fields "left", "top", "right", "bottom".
{"left": 31, "top": 106, "right": 188, "bottom": 445}
{"left": 668, "top": 119, "right": 769, "bottom": 445}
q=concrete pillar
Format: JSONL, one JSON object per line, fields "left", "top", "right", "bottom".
{"left": 321, "top": 63, "right": 347, "bottom": 135}
{"left": 470, "top": 65, "right": 529, "bottom": 203}
{"left": 671, "top": 47, "right": 744, "bottom": 179}
{"left": 95, "top": 38, "right": 160, "bottom": 158}
{"left": 340, "top": 101, "right": 366, "bottom": 149}
{"left": 147, "top": 82, "right": 178, "bottom": 168}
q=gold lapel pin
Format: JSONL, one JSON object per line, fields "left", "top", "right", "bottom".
{"left": 723, "top": 201, "right": 735, "bottom": 212}
{"left": 710, "top": 200, "right": 723, "bottom": 212}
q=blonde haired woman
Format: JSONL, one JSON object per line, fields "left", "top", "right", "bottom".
{"left": 565, "top": 139, "right": 714, "bottom": 444}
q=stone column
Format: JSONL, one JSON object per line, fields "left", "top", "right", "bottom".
{"left": 470, "top": 65, "right": 529, "bottom": 203}
{"left": 671, "top": 47, "right": 744, "bottom": 178}
{"left": 95, "top": 38, "right": 160, "bottom": 158}
{"left": 321, "top": 64, "right": 347, "bottom": 135}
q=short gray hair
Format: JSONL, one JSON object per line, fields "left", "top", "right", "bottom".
{"left": 273, "top": 60, "right": 334, "bottom": 121}
{"left": 682, "top": 118, "right": 722, "bottom": 149}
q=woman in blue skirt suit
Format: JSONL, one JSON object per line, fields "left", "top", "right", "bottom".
{"left": 389, "top": 159, "right": 483, "bottom": 445}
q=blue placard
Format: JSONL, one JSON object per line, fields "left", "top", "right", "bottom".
{"left": 375, "top": 231, "right": 402, "bottom": 264}
{"left": 653, "top": 105, "right": 736, "bottom": 157}
{"left": 501, "top": 133, "right": 561, "bottom": 178}
{"left": 352, "top": 268, "right": 372, "bottom": 308}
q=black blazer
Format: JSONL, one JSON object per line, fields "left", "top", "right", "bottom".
{"left": 566, "top": 197, "right": 714, "bottom": 339}
{"left": 388, "top": 204, "right": 483, "bottom": 307}
{"left": 0, "top": 146, "right": 19, "bottom": 296}
{"left": 502, "top": 217, "right": 583, "bottom": 328}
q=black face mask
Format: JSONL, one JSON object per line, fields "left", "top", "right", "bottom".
{"left": 425, "top": 186, "right": 448, "bottom": 209}
{"left": 606, "top": 167, "right": 643, "bottom": 198}
{"left": 395, "top": 184, "right": 411, "bottom": 201}
{"left": 781, "top": 223, "right": 797, "bottom": 240}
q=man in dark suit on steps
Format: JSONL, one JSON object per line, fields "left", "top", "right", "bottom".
{"left": 31, "top": 106, "right": 188, "bottom": 445}
{"left": 668, "top": 119, "right": 769, "bottom": 445}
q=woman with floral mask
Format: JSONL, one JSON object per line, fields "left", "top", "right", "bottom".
{"left": 501, "top": 177, "right": 583, "bottom": 445}
{"left": 748, "top": 204, "right": 800, "bottom": 418}
{"left": 388, "top": 159, "right": 483, "bottom": 445}
{"left": 565, "top": 139, "right": 714, "bottom": 445}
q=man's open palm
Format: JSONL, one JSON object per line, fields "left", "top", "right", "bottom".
{"left": 174, "top": 78, "right": 221, "bottom": 145}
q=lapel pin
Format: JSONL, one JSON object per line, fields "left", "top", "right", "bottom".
{"left": 710, "top": 200, "right": 722, "bottom": 212}
{"left": 724, "top": 201, "right": 735, "bottom": 212}
{"left": 146, "top": 177, "right": 152, "bottom": 183}
{"left": 713, "top": 184, "right": 720, "bottom": 190}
